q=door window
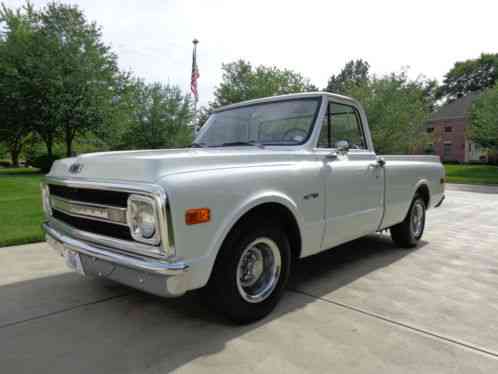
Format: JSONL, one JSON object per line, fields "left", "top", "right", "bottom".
{"left": 318, "top": 102, "right": 367, "bottom": 149}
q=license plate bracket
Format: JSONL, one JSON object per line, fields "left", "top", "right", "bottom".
{"left": 64, "top": 249, "right": 86, "bottom": 275}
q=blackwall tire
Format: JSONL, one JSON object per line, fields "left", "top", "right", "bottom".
{"left": 390, "top": 195, "right": 426, "bottom": 248}
{"left": 205, "top": 219, "right": 291, "bottom": 324}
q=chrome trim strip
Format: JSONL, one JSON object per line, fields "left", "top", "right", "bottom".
{"left": 43, "top": 223, "right": 188, "bottom": 275}
{"left": 44, "top": 176, "right": 174, "bottom": 257}
{"left": 45, "top": 177, "right": 163, "bottom": 194}
{"left": 50, "top": 195, "right": 128, "bottom": 226}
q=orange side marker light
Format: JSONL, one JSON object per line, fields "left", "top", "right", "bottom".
{"left": 185, "top": 208, "right": 211, "bottom": 225}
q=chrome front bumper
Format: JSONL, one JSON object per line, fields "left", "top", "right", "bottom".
{"left": 43, "top": 222, "right": 191, "bottom": 297}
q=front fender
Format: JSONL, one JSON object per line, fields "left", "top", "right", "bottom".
{"left": 159, "top": 166, "right": 313, "bottom": 290}
{"left": 210, "top": 190, "right": 303, "bottom": 256}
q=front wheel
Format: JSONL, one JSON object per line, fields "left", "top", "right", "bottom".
{"left": 390, "top": 195, "right": 426, "bottom": 248}
{"left": 205, "top": 219, "right": 291, "bottom": 324}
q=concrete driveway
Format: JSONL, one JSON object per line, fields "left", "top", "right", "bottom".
{"left": 1, "top": 185, "right": 498, "bottom": 373}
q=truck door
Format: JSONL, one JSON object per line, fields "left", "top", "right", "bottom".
{"left": 316, "top": 100, "right": 384, "bottom": 250}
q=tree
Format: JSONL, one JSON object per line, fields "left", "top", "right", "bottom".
{"left": 0, "top": 3, "right": 37, "bottom": 165}
{"left": 37, "top": 3, "right": 121, "bottom": 157}
{"left": 121, "top": 81, "right": 194, "bottom": 149}
{"left": 438, "top": 53, "right": 498, "bottom": 102}
{"left": 421, "top": 78, "right": 439, "bottom": 112}
{"left": 212, "top": 60, "right": 316, "bottom": 107}
{"left": 0, "top": 114, "right": 31, "bottom": 166}
{"left": 325, "top": 59, "right": 370, "bottom": 94}
{"left": 0, "top": 2, "right": 123, "bottom": 158}
{"left": 92, "top": 72, "right": 138, "bottom": 149}
{"left": 344, "top": 72, "right": 433, "bottom": 154}
{"left": 469, "top": 85, "right": 498, "bottom": 153}
{"left": 194, "top": 105, "right": 212, "bottom": 129}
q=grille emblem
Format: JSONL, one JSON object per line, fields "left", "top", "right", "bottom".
{"left": 69, "top": 163, "right": 83, "bottom": 174}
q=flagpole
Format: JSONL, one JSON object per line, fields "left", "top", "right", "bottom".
{"left": 192, "top": 38, "right": 199, "bottom": 133}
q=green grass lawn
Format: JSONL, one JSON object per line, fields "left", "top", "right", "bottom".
{"left": 445, "top": 164, "right": 498, "bottom": 185}
{"left": 0, "top": 168, "right": 45, "bottom": 247}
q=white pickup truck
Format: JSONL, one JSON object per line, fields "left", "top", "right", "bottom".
{"left": 42, "top": 92, "right": 445, "bottom": 323}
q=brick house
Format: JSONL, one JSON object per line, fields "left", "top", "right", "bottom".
{"left": 426, "top": 92, "right": 487, "bottom": 163}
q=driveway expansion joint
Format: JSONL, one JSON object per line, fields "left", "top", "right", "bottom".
{"left": 0, "top": 292, "right": 132, "bottom": 330}
{"left": 290, "top": 288, "right": 498, "bottom": 360}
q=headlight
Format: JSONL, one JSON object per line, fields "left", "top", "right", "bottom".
{"left": 127, "top": 194, "right": 160, "bottom": 245}
{"left": 41, "top": 183, "right": 52, "bottom": 217}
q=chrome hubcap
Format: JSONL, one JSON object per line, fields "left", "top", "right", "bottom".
{"left": 411, "top": 201, "right": 425, "bottom": 238}
{"left": 236, "top": 238, "right": 282, "bottom": 303}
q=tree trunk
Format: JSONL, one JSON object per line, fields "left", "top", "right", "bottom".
{"left": 65, "top": 125, "right": 77, "bottom": 157}
{"left": 66, "top": 135, "right": 73, "bottom": 157}
{"left": 9, "top": 148, "right": 20, "bottom": 168}
{"left": 35, "top": 128, "right": 54, "bottom": 159}
{"left": 8, "top": 136, "right": 23, "bottom": 167}
{"left": 46, "top": 136, "right": 53, "bottom": 159}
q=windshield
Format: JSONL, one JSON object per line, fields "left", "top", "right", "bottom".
{"left": 195, "top": 98, "right": 321, "bottom": 147}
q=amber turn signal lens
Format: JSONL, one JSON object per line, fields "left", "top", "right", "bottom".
{"left": 185, "top": 208, "right": 210, "bottom": 225}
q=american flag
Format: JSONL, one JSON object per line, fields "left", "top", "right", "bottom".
{"left": 191, "top": 39, "right": 200, "bottom": 101}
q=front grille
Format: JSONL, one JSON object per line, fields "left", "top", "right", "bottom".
{"left": 48, "top": 184, "right": 132, "bottom": 242}
{"left": 53, "top": 210, "right": 133, "bottom": 241}
{"left": 49, "top": 185, "right": 129, "bottom": 207}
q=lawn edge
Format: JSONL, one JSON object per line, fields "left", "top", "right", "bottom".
{"left": 0, "top": 236, "right": 45, "bottom": 248}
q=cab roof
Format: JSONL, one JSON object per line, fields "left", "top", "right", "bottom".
{"left": 213, "top": 92, "right": 358, "bottom": 113}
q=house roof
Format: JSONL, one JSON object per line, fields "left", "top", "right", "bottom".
{"left": 429, "top": 91, "right": 481, "bottom": 122}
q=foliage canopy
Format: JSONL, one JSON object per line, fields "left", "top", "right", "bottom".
{"left": 438, "top": 53, "right": 498, "bottom": 102}
{"left": 470, "top": 85, "right": 498, "bottom": 150}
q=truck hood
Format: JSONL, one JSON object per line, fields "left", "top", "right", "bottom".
{"left": 48, "top": 148, "right": 300, "bottom": 183}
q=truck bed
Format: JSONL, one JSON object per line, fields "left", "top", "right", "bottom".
{"left": 380, "top": 155, "right": 441, "bottom": 163}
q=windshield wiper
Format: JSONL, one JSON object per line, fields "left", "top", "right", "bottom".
{"left": 191, "top": 142, "right": 207, "bottom": 148}
{"left": 216, "top": 141, "right": 264, "bottom": 148}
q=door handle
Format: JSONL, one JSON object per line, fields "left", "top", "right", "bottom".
{"left": 324, "top": 153, "right": 338, "bottom": 161}
{"left": 370, "top": 158, "right": 386, "bottom": 168}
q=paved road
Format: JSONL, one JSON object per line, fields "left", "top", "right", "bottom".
{"left": 1, "top": 185, "right": 498, "bottom": 373}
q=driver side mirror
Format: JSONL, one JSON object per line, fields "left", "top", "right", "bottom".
{"left": 336, "top": 140, "right": 350, "bottom": 153}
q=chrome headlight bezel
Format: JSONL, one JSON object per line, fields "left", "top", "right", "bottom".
{"left": 127, "top": 194, "right": 161, "bottom": 246}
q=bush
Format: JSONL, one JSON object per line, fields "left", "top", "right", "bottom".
{"left": 26, "top": 153, "right": 62, "bottom": 173}
{"left": 0, "top": 160, "right": 11, "bottom": 168}
{"left": 488, "top": 149, "right": 498, "bottom": 165}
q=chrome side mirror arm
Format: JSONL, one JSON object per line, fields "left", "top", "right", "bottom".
{"left": 336, "top": 140, "right": 350, "bottom": 155}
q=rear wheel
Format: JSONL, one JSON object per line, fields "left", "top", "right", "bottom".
{"left": 205, "top": 219, "right": 291, "bottom": 324}
{"left": 390, "top": 195, "right": 426, "bottom": 248}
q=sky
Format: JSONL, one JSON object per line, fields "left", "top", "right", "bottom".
{"left": 4, "top": 0, "right": 498, "bottom": 106}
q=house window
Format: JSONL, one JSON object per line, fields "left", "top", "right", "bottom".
{"left": 445, "top": 126, "right": 452, "bottom": 132}
{"left": 427, "top": 127, "right": 434, "bottom": 133}
{"left": 443, "top": 143, "right": 452, "bottom": 159}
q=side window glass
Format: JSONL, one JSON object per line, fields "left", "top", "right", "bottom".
{"left": 317, "top": 110, "right": 330, "bottom": 148}
{"left": 329, "top": 102, "right": 366, "bottom": 150}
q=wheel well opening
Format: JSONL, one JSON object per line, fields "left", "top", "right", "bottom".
{"left": 233, "top": 203, "right": 302, "bottom": 261}
{"left": 416, "top": 184, "right": 430, "bottom": 207}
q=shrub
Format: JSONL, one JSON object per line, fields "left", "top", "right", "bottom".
{"left": 0, "top": 160, "right": 11, "bottom": 168}
{"left": 26, "top": 153, "right": 62, "bottom": 173}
